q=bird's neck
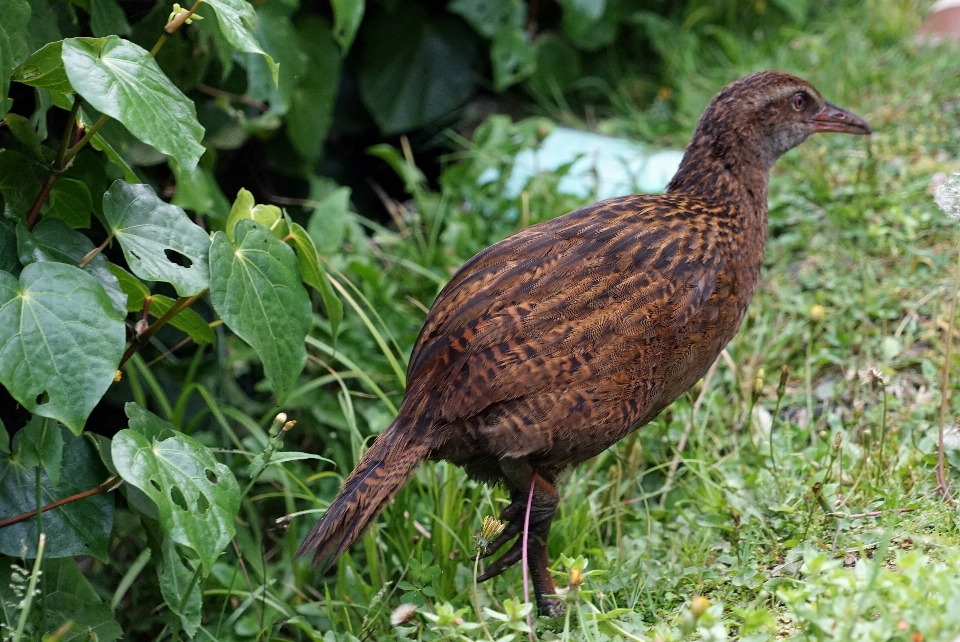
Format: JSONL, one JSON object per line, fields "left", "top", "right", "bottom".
{"left": 665, "top": 131, "right": 772, "bottom": 219}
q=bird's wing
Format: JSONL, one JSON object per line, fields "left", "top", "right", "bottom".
{"left": 405, "top": 194, "right": 729, "bottom": 425}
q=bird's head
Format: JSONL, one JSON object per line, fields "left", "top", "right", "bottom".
{"left": 698, "top": 70, "right": 872, "bottom": 166}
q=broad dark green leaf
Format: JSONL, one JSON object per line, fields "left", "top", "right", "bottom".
{"left": 12, "top": 40, "right": 92, "bottom": 94}
{"left": 158, "top": 537, "right": 201, "bottom": 637}
{"left": 0, "top": 149, "right": 45, "bottom": 220}
{"left": 287, "top": 222, "right": 342, "bottom": 336}
{"left": 4, "top": 113, "right": 47, "bottom": 161}
{"left": 0, "top": 262, "right": 124, "bottom": 433}
{"left": 149, "top": 294, "right": 215, "bottom": 345}
{"left": 62, "top": 36, "right": 205, "bottom": 171}
{"left": 491, "top": 26, "right": 536, "bottom": 91}
{"left": 209, "top": 219, "right": 311, "bottom": 402}
{"left": 103, "top": 180, "right": 211, "bottom": 296}
{"left": 0, "top": 219, "right": 16, "bottom": 273}
{"left": 42, "top": 558, "right": 123, "bottom": 641}
{"left": 16, "top": 415, "right": 64, "bottom": 486}
{"left": 17, "top": 218, "right": 128, "bottom": 316}
{"left": 0, "top": 424, "right": 113, "bottom": 559}
{"left": 113, "top": 403, "right": 240, "bottom": 574}
{"left": 0, "top": 0, "right": 30, "bottom": 118}
{"left": 330, "top": 0, "right": 364, "bottom": 52}
{"left": 245, "top": 5, "right": 306, "bottom": 118}
{"left": 24, "top": 0, "right": 62, "bottom": 54}
{"left": 171, "top": 162, "right": 230, "bottom": 219}
{"left": 306, "top": 183, "right": 349, "bottom": 256}
{"left": 45, "top": 178, "right": 93, "bottom": 228}
{"left": 449, "top": 0, "right": 525, "bottom": 38}
{"left": 202, "top": 0, "right": 278, "bottom": 85}
{"left": 89, "top": 0, "right": 131, "bottom": 36}
{"left": 358, "top": 8, "right": 478, "bottom": 134}
{"left": 527, "top": 34, "right": 581, "bottom": 96}
{"left": 287, "top": 16, "right": 340, "bottom": 163}
{"left": 107, "top": 263, "right": 149, "bottom": 312}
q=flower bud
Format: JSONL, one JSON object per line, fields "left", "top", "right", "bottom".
{"left": 691, "top": 596, "right": 710, "bottom": 619}
{"left": 809, "top": 304, "right": 825, "bottom": 323}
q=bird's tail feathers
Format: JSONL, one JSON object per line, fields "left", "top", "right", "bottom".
{"left": 296, "top": 420, "right": 432, "bottom": 571}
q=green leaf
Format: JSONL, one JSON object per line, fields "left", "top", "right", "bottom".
{"left": 0, "top": 0, "right": 31, "bottom": 118}
{"left": 16, "top": 415, "right": 64, "bottom": 486}
{"left": 527, "top": 34, "right": 580, "bottom": 96}
{"left": 224, "top": 187, "right": 285, "bottom": 240}
{"left": 0, "top": 262, "right": 124, "bottom": 433}
{"left": 491, "top": 26, "right": 536, "bottom": 91}
{"left": 358, "top": 8, "right": 478, "bottom": 134}
{"left": 89, "top": 0, "right": 131, "bottom": 36}
{"left": 0, "top": 424, "right": 114, "bottom": 559}
{"left": 17, "top": 218, "right": 127, "bottom": 317}
{"left": 202, "top": 0, "right": 278, "bottom": 85}
{"left": 90, "top": 131, "right": 140, "bottom": 183}
{"left": 45, "top": 178, "right": 93, "bottom": 228}
{"left": 149, "top": 294, "right": 215, "bottom": 345}
{"left": 449, "top": 0, "right": 525, "bottom": 38}
{"left": 0, "top": 218, "right": 17, "bottom": 273}
{"left": 42, "top": 558, "right": 123, "bottom": 641}
{"left": 4, "top": 113, "right": 46, "bottom": 162}
{"left": 24, "top": 0, "right": 62, "bottom": 54}
{"left": 171, "top": 162, "right": 230, "bottom": 219}
{"left": 287, "top": 222, "right": 342, "bottom": 336}
{"left": 158, "top": 536, "right": 201, "bottom": 638}
{"left": 0, "top": 149, "right": 45, "bottom": 220}
{"left": 103, "top": 180, "right": 211, "bottom": 296}
{"left": 113, "top": 403, "right": 241, "bottom": 575}
{"left": 62, "top": 36, "right": 206, "bottom": 171}
{"left": 770, "top": 0, "right": 808, "bottom": 23}
{"left": 245, "top": 5, "right": 306, "bottom": 119}
{"left": 11, "top": 40, "right": 79, "bottom": 93}
{"left": 107, "top": 263, "right": 149, "bottom": 312}
{"left": 331, "top": 0, "right": 364, "bottom": 52}
{"left": 286, "top": 16, "right": 340, "bottom": 163}
{"left": 209, "top": 219, "right": 311, "bottom": 402}
{"left": 306, "top": 182, "right": 349, "bottom": 255}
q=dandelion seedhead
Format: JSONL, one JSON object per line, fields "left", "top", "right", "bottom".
{"left": 935, "top": 173, "right": 960, "bottom": 219}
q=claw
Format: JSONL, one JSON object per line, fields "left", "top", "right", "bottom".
{"left": 474, "top": 519, "right": 521, "bottom": 560}
{"left": 476, "top": 537, "right": 525, "bottom": 582}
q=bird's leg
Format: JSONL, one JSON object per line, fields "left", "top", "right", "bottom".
{"left": 476, "top": 458, "right": 563, "bottom": 617}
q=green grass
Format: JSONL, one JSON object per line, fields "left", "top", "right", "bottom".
{"left": 89, "top": 2, "right": 960, "bottom": 640}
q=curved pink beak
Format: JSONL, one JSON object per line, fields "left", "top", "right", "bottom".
{"left": 812, "top": 102, "right": 872, "bottom": 135}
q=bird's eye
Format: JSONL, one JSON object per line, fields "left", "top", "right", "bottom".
{"left": 791, "top": 93, "right": 806, "bottom": 111}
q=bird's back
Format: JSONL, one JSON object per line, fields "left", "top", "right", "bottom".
{"left": 409, "top": 191, "right": 767, "bottom": 481}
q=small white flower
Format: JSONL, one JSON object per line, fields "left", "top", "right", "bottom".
{"left": 935, "top": 172, "right": 960, "bottom": 219}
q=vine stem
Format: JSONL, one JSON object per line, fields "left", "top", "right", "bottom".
{"left": 118, "top": 289, "right": 207, "bottom": 369}
{"left": 0, "top": 476, "right": 122, "bottom": 530}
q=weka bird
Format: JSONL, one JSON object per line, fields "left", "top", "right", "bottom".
{"left": 298, "top": 71, "right": 871, "bottom": 615}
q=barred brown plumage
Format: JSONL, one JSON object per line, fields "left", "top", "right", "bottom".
{"left": 296, "top": 70, "right": 871, "bottom": 616}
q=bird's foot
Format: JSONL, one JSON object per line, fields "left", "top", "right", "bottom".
{"left": 538, "top": 596, "right": 565, "bottom": 618}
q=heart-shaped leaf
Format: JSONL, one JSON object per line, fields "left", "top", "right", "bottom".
{"left": 17, "top": 218, "right": 128, "bottom": 317}
{"left": 112, "top": 403, "right": 240, "bottom": 575}
{"left": 11, "top": 39, "right": 81, "bottom": 93}
{"left": 45, "top": 178, "right": 93, "bottom": 229}
{"left": 103, "top": 180, "right": 211, "bottom": 296}
{"left": 209, "top": 219, "right": 311, "bottom": 403}
{"left": 62, "top": 36, "right": 205, "bottom": 171}
{"left": 0, "top": 261, "right": 124, "bottom": 433}
{"left": 0, "top": 425, "right": 114, "bottom": 560}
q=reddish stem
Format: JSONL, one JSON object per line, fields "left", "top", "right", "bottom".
{"left": 522, "top": 468, "right": 536, "bottom": 640}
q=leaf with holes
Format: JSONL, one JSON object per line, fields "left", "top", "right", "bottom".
{"left": 17, "top": 219, "right": 127, "bottom": 317}
{"left": 103, "top": 180, "right": 210, "bottom": 296}
{"left": 112, "top": 403, "right": 240, "bottom": 574}
{"left": 209, "top": 219, "right": 311, "bottom": 403}
{"left": 0, "top": 262, "right": 124, "bottom": 434}
{"left": 0, "top": 424, "right": 113, "bottom": 560}
{"left": 61, "top": 36, "right": 205, "bottom": 171}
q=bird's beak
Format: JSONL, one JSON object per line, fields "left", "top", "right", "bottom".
{"left": 812, "top": 102, "right": 872, "bottom": 135}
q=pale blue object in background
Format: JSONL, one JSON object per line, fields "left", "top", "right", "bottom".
{"left": 483, "top": 126, "right": 685, "bottom": 200}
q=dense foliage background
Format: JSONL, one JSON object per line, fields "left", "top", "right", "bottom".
{"left": 3, "top": 0, "right": 960, "bottom": 640}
